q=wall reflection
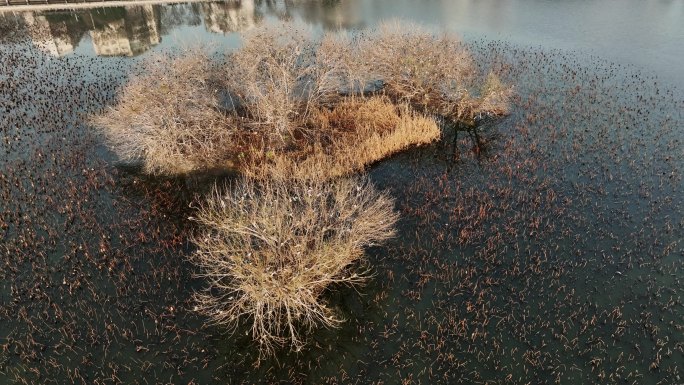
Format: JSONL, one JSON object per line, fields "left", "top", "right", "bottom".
{"left": 0, "top": 0, "right": 256, "bottom": 57}
{"left": 90, "top": 5, "right": 161, "bottom": 56}
{"left": 1, "top": 5, "right": 165, "bottom": 56}
{"left": 22, "top": 13, "right": 77, "bottom": 56}
{"left": 201, "top": 0, "right": 258, "bottom": 34}
{"left": 280, "top": 0, "right": 364, "bottom": 30}
{"left": 0, "top": 0, "right": 365, "bottom": 57}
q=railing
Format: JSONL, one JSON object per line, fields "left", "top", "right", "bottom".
{"left": 2, "top": 0, "right": 122, "bottom": 5}
{"left": 0, "top": 0, "right": 207, "bottom": 10}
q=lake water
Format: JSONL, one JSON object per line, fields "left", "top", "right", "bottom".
{"left": 1, "top": 1, "right": 683, "bottom": 384}
{"left": 1, "top": 0, "right": 683, "bottom": 88}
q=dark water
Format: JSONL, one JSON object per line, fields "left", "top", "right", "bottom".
{"left": 1, "top": 1, "right": 683, "bottom": 384}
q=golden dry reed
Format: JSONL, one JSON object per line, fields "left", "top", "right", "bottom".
{"left": 244, "top": 97, "right": 441, "bottom": 181}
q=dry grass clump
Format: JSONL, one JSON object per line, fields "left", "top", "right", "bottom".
{"left": 191, "top": 177, "right": 398, "bottom": 354}
{"left": 311, "top": 96, "right": 402, "bottom": 134}
{"left": 244, "top": 97, "right": 441, "bottom": 181}
{"left": 93, "top": 53, "right": 235, "bottom": 175}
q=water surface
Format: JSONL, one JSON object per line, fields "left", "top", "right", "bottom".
{"left": 2, "top": 0, "right": 683, "bottom": 89}
{"left": 1, "top": 1, "right": 683, "bottom": 384}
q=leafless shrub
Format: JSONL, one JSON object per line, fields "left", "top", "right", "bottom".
{"left": 224, "top": 21, "right": 343, "bottom": 143}
{"left": 191, "top": 177, "right": 398, "bottom": 354}
{"left": 356, "top": 20, "right": 513, "bottom": 122}
{"left": 92, "top": 52, "right": 235, "bottom": 175}
{"left": 94, "top": 21, "right": 511, "bottom": 177}
{"left": 359, "top": 21, "right": 474, "bottom": 108}
{"left": 467, "top": 71, "right": 514, "bottom": 120}
{"left": 316, "top": 31, "right": 371, "bottom": 96}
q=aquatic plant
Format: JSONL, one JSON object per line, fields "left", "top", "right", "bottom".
{"left": 191, "top": 177, "right": 398, "bottom": 354}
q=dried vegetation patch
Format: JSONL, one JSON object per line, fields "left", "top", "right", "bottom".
{"left": 94, "top": 20, "right": 511, "bottom": 178}
{"left": 245, "top": 97, "right": 441, "bottom": 181}
{"left": 92, "top": 20, "right": 513, "bottom": 356}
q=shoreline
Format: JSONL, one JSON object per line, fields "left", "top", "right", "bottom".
{"left": 0, "top": 0, "right": 211, "bottom": 12}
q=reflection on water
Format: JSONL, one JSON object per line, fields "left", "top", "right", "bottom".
{"left": 1, "top": 1, "right": 683, "bottom": 384}
{"left": 90, "top": 6, "right": 160, "bottom": 56}
{"left": 0, "top": 0, "right": 368, "bottom": 57}
{"left": 3, "top": 0, "right": 681, "bottom": 88}
{"left": 0, "top": 0, "right": 262, "bottom": 57}
{"left": 3, "top": 6, "right": 164, "bottom": 56}
{"left": 201, "top": 1, "right": 257, "bottom": 34}
{"left": 22, "top": 13, "right": 80, "bottom": 56}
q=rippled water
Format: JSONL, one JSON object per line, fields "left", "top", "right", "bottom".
{"left": 1, "top": 1, "right": 683, "bottom": 384}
